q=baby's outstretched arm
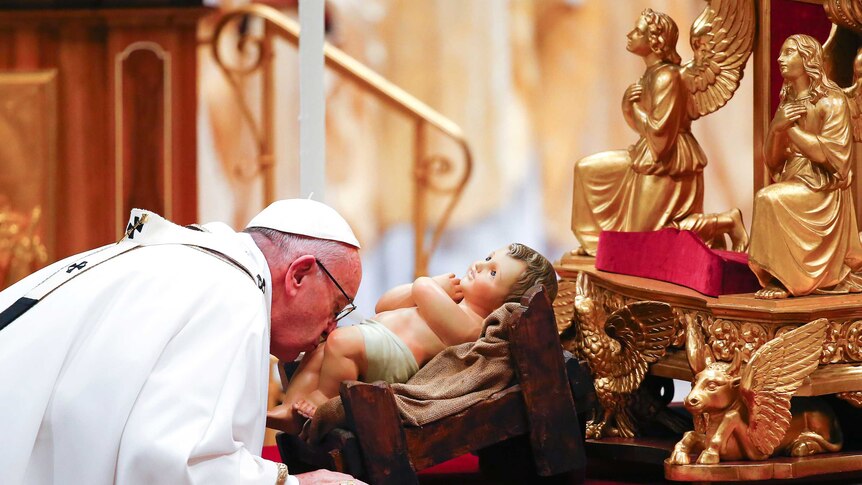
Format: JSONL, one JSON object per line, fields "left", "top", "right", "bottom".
{"left": 375, "top": 282, "right": 414, "bottom": 313}
{"left": 375, "top": 273, "right": 461, "bottom": 313}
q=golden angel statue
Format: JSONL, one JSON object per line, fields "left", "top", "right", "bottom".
{"left": 564, "top": 273, "right": 675, "bottom": 439}
{"left": 749, "top": 35, "right": 862, "bottom": 299}
{"left": 669, "top": 317, "right": 841, "bottom": 464}
{"left": 843, "top": 46, "right": 862, "bottom": 145}
{"left": 571, "top": 2, "right": 754, "bottom": 256}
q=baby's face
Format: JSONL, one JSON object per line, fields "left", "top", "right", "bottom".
{"left": 461, "top": 246, "right": 526, "bottom": 311}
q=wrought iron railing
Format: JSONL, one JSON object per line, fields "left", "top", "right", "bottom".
{"left": 209, "top": 4, "right": 473, "bottom": 277}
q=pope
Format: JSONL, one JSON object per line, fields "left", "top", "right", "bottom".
{"left": 0, "top": 199, "right": 367, "bottom": 485}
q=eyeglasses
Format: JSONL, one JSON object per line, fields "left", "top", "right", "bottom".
{"left": 316, "top": 260, "right": 357, "bottom": 322}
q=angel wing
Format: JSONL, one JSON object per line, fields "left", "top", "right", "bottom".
{"left": 602, "top": 301, "right": 676, "bottom": 394}
{"left": 681, "top": 0, "right": 756, "bottom": 120}
{"left": 740, "top": 319, "right": 828, "bottom": 456}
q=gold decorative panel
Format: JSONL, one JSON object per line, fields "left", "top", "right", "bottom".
{"left": 0, "top": 70, "right": 57, "bottom": 288}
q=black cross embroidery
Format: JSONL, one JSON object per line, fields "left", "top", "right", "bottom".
{"left": 125, "top": 216, "right": 146, "bottom": 240}
{"left": 256, "top": 274, "right": 265, "bottom": 292}
{"left": 66, "top": 261, "right": 88, "bottom": 273}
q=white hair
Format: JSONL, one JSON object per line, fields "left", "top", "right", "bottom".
{"left": 244, "top": 227, "right": 351, "bottom": 268}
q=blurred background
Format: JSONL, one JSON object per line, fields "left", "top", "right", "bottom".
{"left": 0, "top": 0, "right": 754, "bottom": 314}
{"left": 198, "top": 0, "right": 754, "bottom": 316}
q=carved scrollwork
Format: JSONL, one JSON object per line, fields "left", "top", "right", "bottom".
{"left": 695, "top": 319, "right": 862, "bottom": 365}
{"left": 707, "top": 319, "right": 739, "bottom": 361}
{"left": 557, "top": 275, "right": 862, "bottom": 365}
{"left": 842, "top": 320, "right": 862, "bottom": 361}
{"left": 824, "top": 0, "right": 862, "bottom": 32}
{"left": 771, "top": 325, "right": 794, "bottom": 341}
{"left": 739, "top": 322, "right": 769, "bottom": 362}
{"left": 802, "top": 319, "right": 862, "bottom": 364}
{"left": 673, "top": 309, "right": 711, "bottom": 349}
{"left": 837, "top": 391, "right": 862, "bottom": 408}
{"left": 821, "top": 320, "right": 843, "bottom": 364}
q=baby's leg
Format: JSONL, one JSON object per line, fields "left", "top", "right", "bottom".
{"left": 293, "top": 326, "right": 368, "bottom": 417}
{"left": 282, "top": 343, "right": 326, "bottom": 405}
{"left": 266, "top": 343, "right": 326, "bottom": 433}
{"left": 317, "top": 325, "right": 368, "bottom": 397}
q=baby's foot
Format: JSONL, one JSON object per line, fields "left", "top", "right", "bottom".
{"left": 292, "top": 390, "right": 331, "bottom": 419}
{"left": 293, "top": 399, "right": 318, "bottom": 420}
{"left": 266, "top": 403, "right": 303, "bottom": 434}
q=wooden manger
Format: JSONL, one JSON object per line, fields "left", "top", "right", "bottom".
{"left": 278, "top": 285, "right": 586, "bottom": 484}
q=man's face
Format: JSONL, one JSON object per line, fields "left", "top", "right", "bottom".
{"left": 270, "top": 251, "right": 361, "bottom": 361}
{"left": 460, "top": 246, "right": 526, "bottom": 313}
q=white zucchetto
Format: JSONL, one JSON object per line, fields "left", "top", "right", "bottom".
{"left": 245, "top": 199, "right": 361, "bottom": 248}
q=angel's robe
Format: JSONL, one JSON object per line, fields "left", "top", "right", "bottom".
{"left": 571, "top": 61, "right": 708, "bottom": 255}
{"left": 0, "top": 218, "right": 297, "bottom": 485}
{"left": 749, "top": 90, "right": 862, "bottom": 296}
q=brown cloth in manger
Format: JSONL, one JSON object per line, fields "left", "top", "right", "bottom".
{"left": 306, "top": 302, "right": 519, "bottom": 442}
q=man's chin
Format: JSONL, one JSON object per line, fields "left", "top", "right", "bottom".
{"left": 276, "top": 351, "right": 301, "bottom": 362}
{"left": 301, "top": 339, "right": 325, "bottom": 354}
{"left": 272, "top": 339, "right": 322, "bottom": 362}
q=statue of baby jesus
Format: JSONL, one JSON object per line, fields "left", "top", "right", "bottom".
{"left": 267, "top": 243, "right": 558, "bottom": 434}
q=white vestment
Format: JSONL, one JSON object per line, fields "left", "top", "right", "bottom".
{"left": 0, "top": 213, "right": 298, "bottom": 484}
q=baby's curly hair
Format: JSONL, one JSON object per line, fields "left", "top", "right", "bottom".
{"left": 503, "top": 243, "right": 558, "bottom": 303}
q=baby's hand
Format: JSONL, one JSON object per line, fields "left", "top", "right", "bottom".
{"left": 432, "top": 273, "right": 463, "bottom": 302}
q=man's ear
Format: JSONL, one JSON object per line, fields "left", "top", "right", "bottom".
{"left": 283, "top": 255, "right": 317, "bottom": 298}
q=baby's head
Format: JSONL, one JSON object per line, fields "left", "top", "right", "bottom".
{"left": 462, "top": 243, "right": 558, "bottom": 315}
{"left": 502, "top": 243, "right": 558, "bottom": 303}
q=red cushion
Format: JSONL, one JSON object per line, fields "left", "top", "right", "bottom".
{"left": 262, "top": 445, "right": 282, "bottom": 463}
{"left": 418, "top": 454, "right": 479, "bottom": 475}
{"left": 263, "top": 446, "right": 481, "bottom": 475}
{"left": 595, "top": 228, "right": 761, "bottom": 297}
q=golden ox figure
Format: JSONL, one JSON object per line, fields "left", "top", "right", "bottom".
{"left": 669, "top": 318, "right": 842, "bottom": 465}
